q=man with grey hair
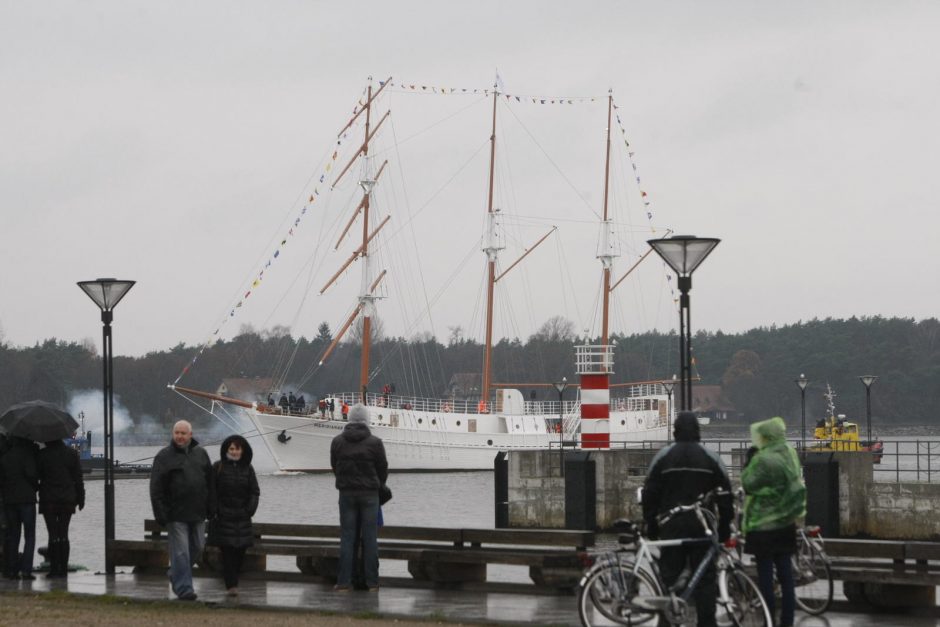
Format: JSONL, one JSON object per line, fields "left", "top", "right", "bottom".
{"left": 330, "top": 404, "right": 388, "bottom": 591}
{"left": 150, "top": 420, "right": 214, "bottom": 601}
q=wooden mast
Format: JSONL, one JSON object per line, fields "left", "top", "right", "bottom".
{"left": 359, "top": 80, "right": 374, "bottom": 403}
{"left": 481, "top": 83, "right": 499, "bottom": 411}
{"left": 601, "top": 90, "right": 614, "bottom": 346}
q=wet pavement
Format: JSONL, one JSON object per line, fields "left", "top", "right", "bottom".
{"left": 0, "top": 571, "right": 938, "bottom": 626}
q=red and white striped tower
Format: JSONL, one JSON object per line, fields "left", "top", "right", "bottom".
{"left": 577, "top": 345, "right": 612, "bottom": 449}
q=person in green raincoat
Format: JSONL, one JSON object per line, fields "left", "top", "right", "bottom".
{"left": 741, "top": 417, "right": 806, "bottom": 627}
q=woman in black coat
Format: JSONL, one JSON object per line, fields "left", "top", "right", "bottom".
{"left": 37, "top": 439, "right": 85, "bottom": 578}
{"left": 210, "top": 435, "right": 260, "bottom": 595}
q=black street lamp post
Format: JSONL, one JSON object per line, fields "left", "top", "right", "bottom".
{"left": 859, "top": 375, "right": 878, "bottom": 446}
{"left": 662, "top": 375, "right": 676, "bottom": 442}
{"left": 553, "top": 377, "right": 568, "bottom": 476}
{"left": 78, "top": 278, "right": 135, "bottom": 575}
{"left": 648, "top": 235, "right": 720, "bottom": 411}
{"left": 796, "top": 374, "right": 809, "bottom": 450}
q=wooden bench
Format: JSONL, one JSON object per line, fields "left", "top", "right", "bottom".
{"left": 824, "top": 538, "right": 940, "bottom": 608}
{"left": 108, "top": 520, "right": 594, "bottom": 592}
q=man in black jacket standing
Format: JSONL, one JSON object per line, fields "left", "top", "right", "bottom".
{"left": 150, "top": 420, "right": 214, "bottom": 600}
{"left": 330, "top": 404, "right": 388, "bottom": 592}
{"left": 0, "top": 436, "right": 39, "bottom": 579}
{"left": 642, "top": 412, "right": 732, "bottom": 627}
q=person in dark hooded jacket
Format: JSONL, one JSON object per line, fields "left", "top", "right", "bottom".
{"left": 210, "top": 434, "right": 260, "bottom": 596}
{"left": 330, "top": 404, "right": 388, "bottom": 591}
{"left": 642, "top": 412, "right": 732, "bottom": 627}
{"left": 37, "top": 439, "right": 85, "bottom": 578}
{"left": 0, "top": 436, "right": 39, "bottom": 579}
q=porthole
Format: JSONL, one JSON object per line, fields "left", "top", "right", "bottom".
{"left": 621, "top": 420, "right": 626, "bottom": 426}
{"left": 456, "top": 420, "right": 461, "bottom": 426}
{"left": 418, "top": 418, "right": 423, "bottom": 424}
{"left": 432, "top": 419, "right": 437, "bottom": 425}
{"left": 515, "top": 424, "right": 520, "bottom": 430}
{"left": 487, "top": 439, "right": 493, "bottom": 446}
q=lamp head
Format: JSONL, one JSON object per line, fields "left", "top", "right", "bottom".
{"left": 796, "top": 373, "right": 809, "bottom": 390}
{"left": 647, "top": 235, "right": 720, "bottom": 278}
{"left": 77, "top": 278, "right": 136, "bottom": 312}
{"left": 859, "top": 375, "right": 878, "bottom": 389}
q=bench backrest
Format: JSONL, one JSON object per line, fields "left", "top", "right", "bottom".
{"left": 461, "top": 528, "right": 594, "bottom": 549}
{"left": 144, "top": 519, "right": 593, "bottom": 548}
{"left": 824, "top": 538, "right": 940, "bottom": 561}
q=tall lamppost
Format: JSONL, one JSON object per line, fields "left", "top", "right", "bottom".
{"left": 796, "top": 374, "right": 809, "bottom": 450}
{"left": 553, "top": 377, "right": 568, "bottom": 476}
{"left": 859, "top": 375, "right": 878, "bottom": 445}
{"left": 648, "top": 235, "right": 720, "bottom": 410}
{"left": 78, "top": 278, "right": 135, "bottom": 575}
{"left": 662, "top": 375, "right": 676, "bottom": 442}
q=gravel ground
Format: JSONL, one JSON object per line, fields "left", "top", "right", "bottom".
{"left": 0, "top": 591, "right": 485, "bottom": 627}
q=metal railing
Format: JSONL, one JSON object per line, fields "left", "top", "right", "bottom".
{"left": 546, "top": 437, "right": 940, "bottom": 484}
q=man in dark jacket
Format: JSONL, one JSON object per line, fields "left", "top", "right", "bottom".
{"left": 150, "top": 420, "right": 214, "bottom": 600}
{"left": 0, "top": 436, "right": 40, "bottom": 579}
{"left": 642, "top": 412, "right": 732, "bottom": 627}
{"left": 330, "top": 404, "right": 388, "bottom": 591}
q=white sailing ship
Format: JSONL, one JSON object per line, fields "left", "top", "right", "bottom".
{"left": 171, "top": 77, "right": 672, "bottom": 471}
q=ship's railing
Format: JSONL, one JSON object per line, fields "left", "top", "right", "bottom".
{"left": 323, "top": 390, "right": 665, "bottom": 416}
{"left": 617, "top": 382, "right": 668, "bottom": 398}
{"left": 324, "top": 392, "right": 580, "bottom": 416}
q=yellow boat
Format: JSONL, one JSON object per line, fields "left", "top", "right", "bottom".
{"left": 809, "top": 385, "right": 883, "bottom": 462}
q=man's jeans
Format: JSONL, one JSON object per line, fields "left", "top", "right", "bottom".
{"left": 337, "top": 491, "right": 379, "bottom": 588}
{"left": 166, "top": 521, "right": 205, "bottom": 597}
{"left": 3, "top": 503, "right": 36, "bottom": 577}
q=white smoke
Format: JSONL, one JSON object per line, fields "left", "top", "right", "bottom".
{"left": 66, "top": 389, "right": 133, "bottom": 434}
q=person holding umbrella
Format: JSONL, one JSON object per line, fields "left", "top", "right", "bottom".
{"left": 37, "top": 437, "right": 85, "bottom": 578}
{"left": 0, "top": 400, "right": 79, "bottom": 581}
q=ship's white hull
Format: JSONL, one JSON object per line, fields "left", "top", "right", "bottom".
{"left": 246, "top": 404, "right": 668, "bottom": 472}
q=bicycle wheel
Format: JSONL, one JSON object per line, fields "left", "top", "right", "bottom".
{"left": 793, "top": 540, "right": 833, "bottom": 615}
{"left": 717, "top": 569, "right": 772, "bottom": 627}
{"left": 578, "top": 559, "right": 662, "bottom": 626}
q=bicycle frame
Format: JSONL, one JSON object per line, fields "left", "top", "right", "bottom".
{"left": 630, "top": 534, "right": 719, "bottom": 608}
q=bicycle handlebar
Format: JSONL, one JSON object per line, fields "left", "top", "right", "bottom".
{"left": 655, "top": 488, "right": 729, "bottom": 532}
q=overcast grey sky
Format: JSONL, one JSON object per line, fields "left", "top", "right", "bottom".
{"left": 2, "top": 1, "right": 938, "bottom": 358}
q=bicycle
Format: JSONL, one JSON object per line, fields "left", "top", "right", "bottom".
{"left": 730, "top": 489, "right": 833, "bottom": 616}
{"left": 577, "top": 491, "right": 771, "bottom": 626}
{"left": 790, "top": 525, "right": 833, "bottom": 615}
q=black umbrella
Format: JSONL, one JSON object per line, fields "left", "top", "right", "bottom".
{"left": 0, "top": 400, "right": 80, "bottom": 442}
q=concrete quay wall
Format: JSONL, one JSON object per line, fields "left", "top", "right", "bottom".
{"left": 508, "top": 448, "right": 940, "bottom": 539}
{"left": 836, "top": 452, "right": 940, "bottom": 540}
{"left": 507, "top": 449, "right": 652, "bottom": 529}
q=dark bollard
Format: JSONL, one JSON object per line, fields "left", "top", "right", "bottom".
{"left": 564, "top": 451, "right": 596, "bottom": 530}
{"left": 803, "top": 452, "right": 839, "bottom": 537}
{"left": 494, "top": 451, "right": 509, "bottom": 528}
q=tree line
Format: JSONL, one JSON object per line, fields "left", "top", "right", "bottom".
{"left": 0, "top": 315, "right": 937, "bottom": 433}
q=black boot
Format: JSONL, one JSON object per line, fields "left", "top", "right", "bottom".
{"left": 59, "top": 540, "right": 70, "bottom": 577}
{"left": 45, "top": 540, "right": 59, "bottom": 578}
{"left": 47, "top": 540, "right": 65, "bottom": 578}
